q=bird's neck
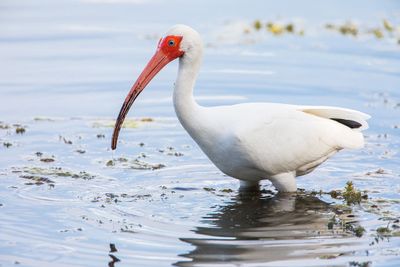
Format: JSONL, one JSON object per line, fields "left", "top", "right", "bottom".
{"left": 173, "top": 56, "right": 203, "bottom": 133}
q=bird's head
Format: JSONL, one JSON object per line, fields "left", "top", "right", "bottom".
{"left": 111, "top": 25, "right": 202, "bottom": 150}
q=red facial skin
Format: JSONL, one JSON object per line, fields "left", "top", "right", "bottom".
{"left": 111, "top": 35, "right": 184, "bottom": 150}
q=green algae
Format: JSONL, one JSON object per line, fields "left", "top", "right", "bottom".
{"left": 253, "top": 20, "right": 262, "bottom": 31}
{"left": 15, "top": 166, "right": 96, "bottom": 181}
{"left": 343, "top": 181, "right": 363, "bottom": 205}
{"left": 105, "top": 157, "right": 165, "bottom": 170}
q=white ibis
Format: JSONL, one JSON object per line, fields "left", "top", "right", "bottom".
{"left": 111, "top": 24, "right": 370, "bottom": 192}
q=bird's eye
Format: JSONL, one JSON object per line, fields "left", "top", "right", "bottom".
{"left": 168, "top": 39, "right": 175, "bottom": 46}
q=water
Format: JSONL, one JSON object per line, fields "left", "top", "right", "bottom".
{"left": 1, "top": 0, "right": 400, "bottom": 266}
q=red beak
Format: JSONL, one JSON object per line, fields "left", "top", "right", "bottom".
{"left": 111, "top": 40, "right": 183, "bottom": 150}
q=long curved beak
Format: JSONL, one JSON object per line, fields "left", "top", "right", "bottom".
{"left": 111, "top": 49, "right": 173, "bottom": 150}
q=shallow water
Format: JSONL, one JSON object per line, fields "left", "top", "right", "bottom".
{"left": 1, "top": 0, "right": 400, "bottom": 266}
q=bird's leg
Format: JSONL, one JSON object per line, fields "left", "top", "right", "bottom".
{"left": 269, "top": 172, "right": 297, "bottom": 192}
{"left": 239, "top": 180, "right": 260, "bottom": 192}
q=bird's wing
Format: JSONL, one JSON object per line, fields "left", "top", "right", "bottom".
{"left": 299, "top": 106, "right": 370, "bottom": 131}
{"left": 227, "top": 104, "right": 366, "bottom": 176}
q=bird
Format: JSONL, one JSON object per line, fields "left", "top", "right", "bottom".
{"left": 111, "top": 24, "right": 370, "bottom": 192}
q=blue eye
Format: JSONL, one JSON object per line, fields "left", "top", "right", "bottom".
{"left": 168, "top": 39, "right": 175, "bottom": 46}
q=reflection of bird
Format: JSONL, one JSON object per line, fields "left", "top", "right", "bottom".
{"left": 193, "top": 193, "right": 333, "bottom": 239}
{"left": 111, "top": 24, "right": 370, "bottom": 192}
{"left": 175, "top": 193, "right": 355, "bottom": 266}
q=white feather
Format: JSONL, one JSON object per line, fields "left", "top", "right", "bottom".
{"left": 164, "top": 25, "right": 371, "bottom": 192}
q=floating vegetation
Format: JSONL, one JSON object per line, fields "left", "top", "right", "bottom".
{"left": 383, "top": 19, "right": 394, "bottom": 32}
{"left": 15, "top": 127, "right": 26, "bottom": 134}
{"left": 319, "top": 254, "right": 339, "bottom": 260}
{"left": 220, "top": 188, "right": 234, "bottom": 193}
{"left": 59, "top": 135, "right": 73, "bottom": 145}
{"left": 33, "top": 117, "right": 55, "bottom": 122}
{"left": 253, "top": 20, "right": 262, "bottom": 31}
{"left": 96, "top": 133, "right": 105, "bottom": 139}
{"left": 0, "top": 122, "right": 10, "bottom": 129}
{"left": 132, "top": 159, "right": 165, "bottom": 170}
{"left": 349, "top": 261, "right": 372, "bottom": 267}
{"left": 105, "top": 157, "right": 165, "bottom": 170}
{"left": 40, "top": 157, "right": 55, "bottom": 163}
{"left": 91, "top": 192, "right": 152, "bottom": 204}
{"left": 248, "top": 18, "right": 400, "bottom": 45}
{"left": 376, "top": 226, "right": 391, "bottom": 236}
{"left": 108, "top": 253, "right": 121, "bottom": 266}
{"left": 14, "top": 166, "right": 96, "bottom": 181}
{"left": 326, "top": 22, "right": 358, "bottom": 36}
{"left": 3, "top": 142, "right": 12, "bottom": 148}
{"left": 0, "top": 122, "right": 27, "bottom": 134}
{"left": 203, "top": 187, "right": 216, "bottom": 192}
{"left": 325, "top": 19, "right": 400, "bottom": 42}
{"left": 266, "top": 22, "right": 285, "bottom": 35}
{"left": 370, "top": 28, "right": 384, "bottom": 39}
{"left": 343, "top": 181, "right": 363, "bottom": 205}
{"left": 34, "top": 152, "right": 56, "bottom": 163}
{"left": 327, "top": 215, "right": 365, "bottom": 237}
{"left": 20, "top": 175, "right": 55, "bottom": 186}
{"left": 158, "top": 146, "right": 184, "bottom": 157}
{"left": 327, "top": 182, "right": 367, "bottom": 205}
{"left": 353, "top": 225, "right": 366, "bottom": 237}
{"left": 93, "top": 117, "right": 154, "bottom": 129}
{"left": 93, "top": 119, "right": 138, "bottom": 128}
{"left": 365, "top": 168, "right": 387, "bottom": 176}
{"left": 109, "top": 243, "right": 118, "bottom": 253}
{"left": 250, "top": 20, "right": 303, "bottom": 36}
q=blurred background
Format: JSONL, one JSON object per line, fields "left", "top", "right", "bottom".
{"left": 1, "top": 0, "right": 399, "bottom": 120}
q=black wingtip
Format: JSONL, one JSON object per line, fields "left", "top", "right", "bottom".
{"left": 330, "top": 118, "right": 362, "bottom": 129}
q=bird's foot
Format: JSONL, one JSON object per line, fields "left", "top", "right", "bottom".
{"left": 239, "top": 180, "right": 260, "bottom": 192}
{"left": 238, "top": 180, "right": 261, "bottom": 199}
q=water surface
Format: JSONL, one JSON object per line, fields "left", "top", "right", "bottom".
{"left": 1, "top": 0, "right": 400, "bottom": 266}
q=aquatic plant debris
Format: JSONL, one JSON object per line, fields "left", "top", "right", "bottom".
{"left": 326, "top": 22, "right": 358, "bottom": 36}
{"left": 247, "top": 18, "right": 400, "bottom": 44}
{"left": 40, "top": 158, "right": 55, "bottom": 163}
{"left": 91, "top": 192, "right": 152, "bottom": 205}
{"left": 33, "top": 117, "right": 56, "bottom": 122}
{"left": 158, "top": 146, "right": 184, "bottom": 157}
{"left": 15, "top": 127, "right": 26, "bottom": 134}
{"left": 109, "top": 243, "right": 118, "bottom": 253}
{"left": 3, "top": 142, "right": 12, "bottom": 148}
{"left": 0, "top": 122, "right": 27, "bottom": 134}
{"left": 0, "top": 122, "right": 10, "bottom": 129}
{"left": 253, "top": 20, "right": 262, "bottom": 30}
{"left": 92, "top": 117, "right": 154, "bottom": 128}
{"left": 20, "top": 175, "right": 55, "bottom": 186}
{"left": 326, "top": 184, "right": 367, "bottom": 205}
{"left": 343, "top": 181, "right": 363, "bottom": 205}
{"left": 251, "top": 19, "right": 303, "bottom": 35}
{"left": 14, "top": 166, "right": 97, "bottom": 181}
{"left": 96, "top": 133, "right": 105, "bottom": 138}
{"left": 349, "top": 261, "right": 372, "bottom": 267}
{"left": 327, "top": 215, "right": 365, "bottom": 237}
{"left": 104, "top": 157, "right": 165, "bottom": 170}
{"left": 376, "top": 226, "right": 391, "bottom": 236}
{"left": 59, "top": 135, "right": 73, "bottom": 145}
{"left": 324, "top": 19, "right": 400, "bottom": 41}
